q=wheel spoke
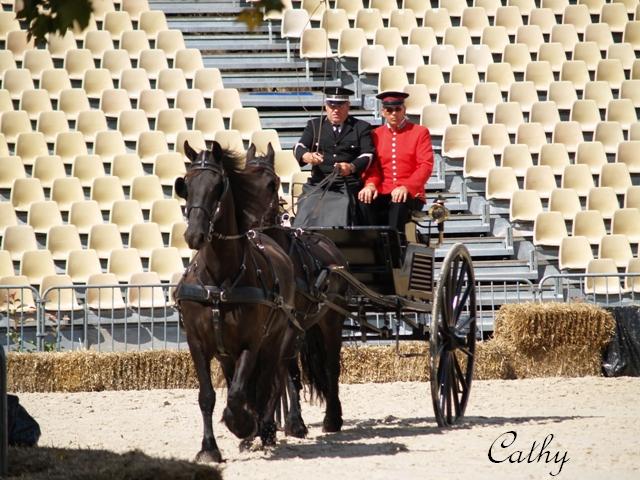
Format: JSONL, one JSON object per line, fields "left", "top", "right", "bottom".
{"left": 444, "top": 353, "right": 452, "bottom": 423}
{"left": 453, "top": 276, "right": 473, "bottom": 320}
{"left": 450, "top": 354, "right": 461, "bottom": 417}
{"left": 453, "top": 352, "right": 469, "bottom": 393}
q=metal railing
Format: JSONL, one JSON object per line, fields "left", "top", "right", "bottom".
{"left": 537, "top": 272, "right": 640, "bottom": 305}
{"left": 1, "top": 342, "right": 7, "bottom": 477}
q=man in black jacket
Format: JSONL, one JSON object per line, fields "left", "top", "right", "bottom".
{"left": 293, "top": 87, "right": 375, "bottom": 227}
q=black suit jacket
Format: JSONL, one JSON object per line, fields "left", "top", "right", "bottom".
{"left": 294, "top": 115, "right": 375, "bottom": 191}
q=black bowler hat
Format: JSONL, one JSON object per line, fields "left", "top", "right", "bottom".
{"left": 323, "top": 86, "right": 354, "bottom": 103}
{"left": 376, "top": 91, "right": 409, "bottom": 106}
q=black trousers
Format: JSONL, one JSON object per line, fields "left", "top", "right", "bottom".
{"left": 361, "top": 194, "right": 421, "bottom": 231}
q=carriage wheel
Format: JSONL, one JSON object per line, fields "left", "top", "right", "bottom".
{"left": 430, "top": 243, "right": 476, "bottom": 427}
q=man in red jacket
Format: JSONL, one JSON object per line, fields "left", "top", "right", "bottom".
{"left": 358, "top": 91, "right": 434, "bottom": 231}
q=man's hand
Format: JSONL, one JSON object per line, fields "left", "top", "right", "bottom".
{"left": 302, "top": 151, "right": 324, "bottom": 165}
{"left": 358, "top": 184, "right": 378, "bottom": 203}
{"left": 335, "top": 162, "right": 354, "bottom": 177}
{"left": 391, "top": 186, "right": 408, "bottom": 203}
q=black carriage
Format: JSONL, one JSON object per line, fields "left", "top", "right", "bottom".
{"left": 303, "top": 216, "right": 477, "bottom": 428}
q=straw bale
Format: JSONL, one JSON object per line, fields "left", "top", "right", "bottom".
{"left": 494, "top": 302, "right": 615, "bottom": 356}
{"left": 339, "top": 342, "right": 428, "bottom": 383}
{"left": 8, "top": 445, "right": 221, "bottom": 480}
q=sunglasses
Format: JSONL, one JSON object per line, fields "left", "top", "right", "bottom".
{"left": 326, "top": 102, "right": 348, "bottom": 109}
{"left": 383, "top": 106, "right": 403, "bottom": 113}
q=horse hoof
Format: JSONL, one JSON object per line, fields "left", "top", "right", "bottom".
{"left": 195, "top": 449, "right": 223, "bottom": 464}
{"left": 285, "top": 421, "right": 308, "bottom": 438}
{"left": 322, "top": 417, "right": 343, "bottom": 433}
{"left": 239, "top": 438, "right": 254, "bottom": 452}
{"left": 223, "top": 406, "right": 258, "bottom": 440}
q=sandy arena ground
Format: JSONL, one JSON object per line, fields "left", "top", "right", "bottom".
{"left": 17, "top": 377, "right": 640, "bottom": 480}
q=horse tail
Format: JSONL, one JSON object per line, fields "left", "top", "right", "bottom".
{"left": 299, "top": 323, "right": 329, "bottom": 404}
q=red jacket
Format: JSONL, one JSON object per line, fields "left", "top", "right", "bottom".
{"left": 363, "top": 121, "right": 434, "bottom": 201}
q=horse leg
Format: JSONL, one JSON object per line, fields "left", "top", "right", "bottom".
{"left": 223, "top": 349, "right": 258, "bottom": 440}
{"left": 284, "top": 358, "right": 308, "bottom": 438}
{"left": 320, "top": 314, "right": 344, "bottom": 433}
{"left": 189, "top": 342, "right": 223, "bottom": 463}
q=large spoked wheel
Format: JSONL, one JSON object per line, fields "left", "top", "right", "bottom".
{"left": 430, "top": 243, "right": 477, "bottom": 427}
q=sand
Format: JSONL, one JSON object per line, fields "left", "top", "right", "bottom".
{"left": 15, "top": 376, "right": 640, "bottom": 480}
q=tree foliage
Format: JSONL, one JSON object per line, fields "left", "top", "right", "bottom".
{"left": 16, "top": 0, "right": 284, "bottom": 44}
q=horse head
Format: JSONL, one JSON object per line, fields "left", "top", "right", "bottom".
{"left": 175, "top": 140, "right": 231, "bottom": 250}
{"left": 232, "top": 142, "right": 281, "bottom": 231}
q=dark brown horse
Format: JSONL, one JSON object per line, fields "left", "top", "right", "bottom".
{"left": 230, "top": 143, "right": 349, "bottom": 435}
{"left": 173, "top": 141, "right": 297, "bottom": 462}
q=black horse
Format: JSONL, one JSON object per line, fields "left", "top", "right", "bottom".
{"left": 230, "top": 143, "right": 349, "bottom": 435}
{"left": 173, "top": 141, "right": 297, "bottom": 462}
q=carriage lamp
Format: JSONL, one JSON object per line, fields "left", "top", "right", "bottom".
{"left": 427, "top": 196, "right": 449, "bottom": 247}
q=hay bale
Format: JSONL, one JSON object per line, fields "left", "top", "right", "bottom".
{"left": 494, "top": 302, "right": 615, "bottom": 356}
{"left": 340, "top": 342, "right": 428, "bottom": 383}
{"left": 473, "top": 339, "right": 516, "bottom": 380}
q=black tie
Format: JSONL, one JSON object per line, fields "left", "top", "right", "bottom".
{"left": 333, "top": 124, "right": 341, "bottom": 136}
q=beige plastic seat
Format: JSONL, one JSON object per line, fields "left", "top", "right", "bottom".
{"left": 601, "top": 3, "right": 629, "bottom": 34}
{"left": 71, "top": 154, "right": 106, "bottom": 188}
{"left": 122, "top": 0, "right": 151, "bottom": 21}
{"left": 1, "top": 110, "right": 32, "bottom": 143}
{"left": 358, "top": 44, "right": 389, "bottom": 77}
{"left": 68, "top": 200, "right": 103, "bottom": 235}
{"left": 0, "top": 274, "right": 38, "bottom": 311}
{"left": 378, "top": 65, "right": 409, "bottom": 93}
{"left": 429, "top": 44, "right": 459, "bottom": 73}
{"left": 600, "top": 163, "right": 632, "bottom": 195}
{"left": 53, "top": 131, "right": 88, "bottom": 165}
{"left": 583, "top": 81, "right": 614, "bottom": 111}
{"left": 91, "top": 176, "right": 126, "bottom": 210}
{"left": 211, "top": 88, "right": 243, "bottom": 118}
{"left": 249, "top": 129, "right": 283, "bottom": 154}
{"left": 562, "top": 4, "right": 591, "bottom": 34}
{"left": 40, "top": 68, "right": 72, "bottom": 101}
{"left": 464, "top": 44, "right": 493, "bottom": 74}
{"left": 190, "top": 109, "right": 224, "bottom": 143}
{"left": 606, "top": 99, "right": 637, "bottom": 130}
{"left": 19, "top": 250, "right": 56, "bottom": 286}
{"left": 561, "top": 164, "right": 594, "bottom": 197}
{"left": 624, "top": 258, "right": 640, "bottom": 294}
{"left": 516, "top": 25, "right": 544, "bottom": 54}
{"left": 494, "top": 102, "right": 524, "bottom": 135}
{"left": 2, "top": 69, "right": 34, "bottom": 101}
{"left": 117, "top": 109, "right": 150, "bottom": 142}
{"left": 27, "top": 200, "right": 63, "bottom": 234}
{"left": 174, "top": 49, "right": 204, "bottom": 80}
{"left": 524, "top": 165, "right": 556, "bottom": 199}
{"left": 213, "top": 129, "right": 245, "bottom": 155}
{"left": 525, "top": 61, "right": 554, "bottom": 92}
{"left": 76, "top": 110, "right": 108, "bottom": 143}
{"left": 337, "top": 28, "right": 367, "bottom": 60}
{"left": 128, "top": 271, "right": 168, "bottom": 307}
{"left": 623, "top": 20, "right": 640, "bottom": 50}
{"left": 559, "top": 61, "right": 591, "bottom": 93}
{"left": 174, "top": 89, "right": 206, "bottom": 119}
{"left": 516, "top": 123, "right": 548, "bottom": 156}
{"left": 2, "top": 225, "right": 38, "bottom": 261}
{"left": 108, "top": 199, "right": 144, "bottom": 237}
{"left": 66, "top": 249, "right": 102, "bottom": 284}
{"left": 407, "top": 27, "right": 437, "bottom": 56}
{"left": 533, "top": 211, "right": 567, "bottom": 247}
{"left": 149, "top": 247, "right": 184, "bottom": 282}
{"left": 423, "top": 8, "right": 452, "bottom": 38}
{"left": 6, "top": 30, "right": 35, "bottom": 63}
{"left": 620, "top": 80, "right": 640, "bottom": 110}
{"left": 300, "top": 28, "right": 336, "bottom": 76}
{"left": 169, "top": 221, "right": 191, "bottom": 258}
{"left": 558, "top": 236, "right": 593, "bottom": 271}
{"left": 594, "top": 121, "right": 625, "bottom": 155}
{"left": 137, "top": 89, "right": 169, "bottom": 119}
{"left": 586, "top": 187, "right": 620, "bottom": 220}
{"left": 46, "top": 30, "right": 78, "bottom": 62}
{"left": 495, "top": 6, "right": 523, "bottom": 36}
{"left": 599, "top": 234, "right": 634, "bottom": 268}
{"left": 575, "top": 141, "right": 607, "bottom": 174}
{"left": 337, "top": 0, "right": 365, "bottom": 21}
{"left": 507, "top": 81, "right": 538, "bottom": 113}
{"left": 463, "top": 145, "right": 495, "bottom": 178}
{"left": 103, "top": 11, "right": 134, "bottom": 40}
{"left": 58, "top": 88, "right": 91, "bottom": 122}
{"left": 547, "top": 81, "right": 578, "bottom": 114}
{"left": 301, "top": 0, "right": 327, "bottom": 21}
{"left": 419, "top": 103, "right": 452, "bottom": 137}
{"left": 443, "top": 26, "right": 472, "bottom": 56}
{"left": 119, "top": 68, "right": 151, "bottom": 100}
{"left": 501, "top": 144, "right": 534, "bottom": 177}
{"left": 107, "top": 248, "right": 144, "bottom": 283}
{"left": 156, "top": 29, "right": 186, "bottom": 59}
{"left": 486, "top": 166, "right": 519, "bottom": 200}
{"left": 486, "top": 64, "right": 515, "bottom": 97}
{"left": 136, "top": 130, "right": 169, "bottom": 164}
{"left": 139, "top": 10, "right": 169, "bottom": 39}
{"left": 40, "top": 274, "right": 82, "bottom": 312}
{"left": 16, "top": 132, "right": 50, "bottom": 167}
{"left": 595, "top": 59, "right": 625, "bottom": 91}
{"left": 616, "top": 141, "right": 640, "bottom": 174}
{"left": 130, "top": 174, "right": 164, "bottom": 210}
{"left": 0, "top": 10, "right": 21, "bottom": 42}
{"left": 19, "top": 89, "right": 52, "bottom": 121}
{"left": 10, "top": 177, "right": 45, "bottom": 213}
{"left": 229, "top": 107, "right": 262, "bottom": 141}
{"left": 461, "top": 7, "right": 489, "bottom": 38}
{"left": 46, "top": 225, "right": 83, "bottom": 261}
{"left": 281, "top": 9, "right": 311, "bottom": 59}
{"left": 457, "top": 103, "right": 487, "bottom": 135}
{"left": 99, "top": 89, "right": 132, "bottom": 118}
{"left": 471, "top": 83, "right": 502, "bottom": 116}
{"left": 155, "top": 108, "right": 187, "bottom": 144}
{"left": 86, "top": 273, "right": 127, "bottom": 309}
{"left": 129, "top": 222, "right": 164, "bottom": 258}
{"left": 436, "top": 83, "right": 467, "bottom": 116}
{"left": 36, "top": 111, "right": 69, "bottom": 144}
{"left": 537, "top": 42, "right": 566, "bottom": 73}
{"left": 552, "top": 122, "right": 584, "bottom": 154}
{"left": 450, "top": 64, "right": 480, "bottom": 95}
{"left": 550, "top": 23, "right": 579, "bottom": 54}
{"left": 120, "top": 30, "right": 150, "bottom": 61}
{"left": 509, "top": 189, "right": 543, "bottom": 223}
{"left": 152, "top": 67, "right": 185, "bottom": 97}
{"left": 573, "top": 210, "right": 607, "bottom": 245}
{"left": 612, "top": 208, "right": 640, "bottom": 244}
{"left": 175, "top": 131, "right": 207, "bottom": 158}
{"left": 138, "top": 49, "right": 169, "bottom": 80}
{"left": 549, "top": 188, "right": 582, "bottom": 221}
{"left": 442, "top": 124, "right": 474, "bottom": 160}
{"left": 150, "top": 198, "right": 184, "bottom": 233}
{"left": 478, "top": 124, "right": 509, "bottom": 156}
{"left": 0, "top": 134, "right": 8, "bottom": 157}
{"left": 530, "top": 101, "right": 561, "bottom": 134}
{"left": 0, "top": 199, "right": 18, "bottom": 238}
{"left": 0, "top": 155, "right": 26, "bottom": 189}
{"left": 63, "top": 49, "right": 95, "bottom": 82}
{"left": 607, "top": 43, "right": 636, "bottom": 72}
{"left": 94, "top": 130, "right": 127, "bottom": 165}
{"left": 84, "top": 30, "right": 114, "bottom": 60}
{"left": 88, "top": 223, "right": 125, "bottom": 260}
{"left": 481, "top": 25, "right": 510, "bottom": 55}
{"left": 322, "top": 9, "right": 350, "bottom": 41}
{"left": 414, "top": 65, "right": 445, "bottom": 97}
{"left": 111, "top": 153, "right": 145, "bottom": 187}
{"left": 394, "top": 44, "right": 424, "bottom": 75}
{"left": 101, "top": 49, "right": 133, "bottom": 80}
{"left": 585, "top": 23, "right": 613, "bottom": 54}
